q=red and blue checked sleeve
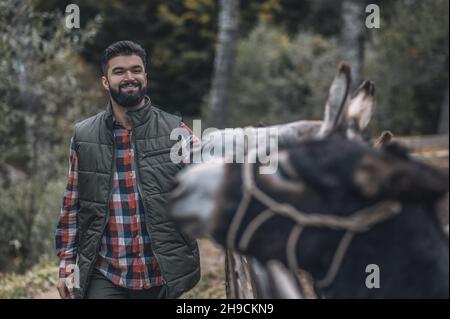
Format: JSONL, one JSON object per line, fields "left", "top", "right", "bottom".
{"left": 179, "top": 122, "right": 198, "bottom": 145}
{"left": 55, "top": 138, "right": 79, "bottom": 278}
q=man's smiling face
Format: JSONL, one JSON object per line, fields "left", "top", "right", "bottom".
{"left": 102, "top": 54, "right": 148, "bottom": 108}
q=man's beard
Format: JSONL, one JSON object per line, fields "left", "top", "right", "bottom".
{"left": 109, "top": 81, "right": 147, "bottom": 108}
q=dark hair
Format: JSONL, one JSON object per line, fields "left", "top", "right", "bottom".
{"left": 101, "top": 40, "right": 147, "bottom": 75}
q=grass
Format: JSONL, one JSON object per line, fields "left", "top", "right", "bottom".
{"left": 0, "top": 259, "right": 58, "bottom": 299}
{"left": 182, "top": 271, "right": 226, "bottom": 299}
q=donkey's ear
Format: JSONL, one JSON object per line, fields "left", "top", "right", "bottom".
{"left": 353, "top": 153, "right": 449, "bottom": 202}
{"left": 318, "top": 62, "right": 351, "bottom": 137}
{"left": 345, "top": 81, "right": 376, "bottom": 141}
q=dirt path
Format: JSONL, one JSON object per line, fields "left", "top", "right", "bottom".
{"left": 33, "top": 239, "right": 225, "bottom": 299}
{"left": 34, "top": 288, "right": 59, "bottom": 299}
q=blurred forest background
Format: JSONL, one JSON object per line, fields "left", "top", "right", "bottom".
{"left": 0, "top": 0, "right": 448, "bottom": 297}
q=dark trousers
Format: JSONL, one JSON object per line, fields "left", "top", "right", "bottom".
{"left": 85, "top": 270, "right": 167, "bottom": 299}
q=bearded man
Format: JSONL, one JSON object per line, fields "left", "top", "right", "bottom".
{"left": 55, "top": 40, "right": 200, "bottom": 299}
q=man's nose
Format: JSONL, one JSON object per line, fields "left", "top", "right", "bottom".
{"left": 123, "top": 70, "right": 134, "bottom": 80}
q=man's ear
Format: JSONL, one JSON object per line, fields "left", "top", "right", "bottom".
{"left": 102, "top": 76, "right": 110, "bottom": 92}
{"left": 354, "top": 153, "right": 449, "bottom": 203}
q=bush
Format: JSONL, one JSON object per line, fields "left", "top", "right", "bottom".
{"left": 225, "top": 23, "right": 340, "bottom": 127}
{"left": 365, "top": 0, "right": 449, "bottom": 135}
{"left": 0, "top": 1, "right": 99, "bottom": 273}
{"left": 0, "top": 175, "right": 65, "bottom": 272}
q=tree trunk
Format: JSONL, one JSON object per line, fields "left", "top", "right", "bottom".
{"left": 438, "top": 84, "right": 449, "bottom": 134}
{"left": 341, "top": 0, "right": 366, "bottom": 93}
{"left": 207, "top": 0, "right": 240, "bottom": 129}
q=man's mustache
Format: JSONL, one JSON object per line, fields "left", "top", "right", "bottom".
{"left": 119, "top": 81, "right": 141, "bottom": 89}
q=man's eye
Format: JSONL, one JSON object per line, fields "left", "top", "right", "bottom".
{"left": 133, "top": 69, "right": 142, "bottom": 73}
{"left": 114, "top": 71, "right": 124, "bottom": 75}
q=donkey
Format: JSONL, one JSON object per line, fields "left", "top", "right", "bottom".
{"left": 169, "top": 63, "right": 449, "bottom": 298}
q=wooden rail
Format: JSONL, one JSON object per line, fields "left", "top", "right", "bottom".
{"left": 392, "top": 134, "right": 449, "bottom": 169}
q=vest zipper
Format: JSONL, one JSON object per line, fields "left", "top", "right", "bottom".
{"left": 130, "top": 129, "right": 167, "bottom": 286}
{"left": 83, "top": 139, "right": 115, "bottom": 297}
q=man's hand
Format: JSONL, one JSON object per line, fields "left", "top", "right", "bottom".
{"left": 57, "top": 277, "right": 75, "bottom": 299}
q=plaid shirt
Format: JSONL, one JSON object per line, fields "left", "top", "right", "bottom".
{"left": 55, "top": 120, "right": 195, "bottom": 290}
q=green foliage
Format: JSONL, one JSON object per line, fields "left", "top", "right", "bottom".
{"left": 33, "top": 0, "right": 346, "bottom": 118}
{"left": 32, "top": 179, "right": 67, "bottom": 263}
{"left": 0, "top": 170, "right": 71, "bottom": 273}
{"left": 225, "top": 24, "right": 339, "bottom": 127}
{"left": 240, "top": 0, "right": 343, "bottom": 37}
{"left": 0, "top": 1, "right": 100, "bottom": 170}
{"left": 0, "top": 0, "right": 100, "bottom": 272}
{"left": 224, "top": 1, "right": 448, "bottom": 134}
{"left": 36, "top": 0, "right": 218, "bottom": 117}
{"left": 0, "top": 174, "right": 28, "bottom": 272}
{"left": 366, "top": 0, "right": 449, "bottom": 134}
